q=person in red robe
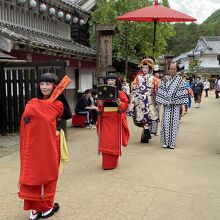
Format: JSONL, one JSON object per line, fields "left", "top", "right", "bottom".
{"left": 18, "top": 73, "right": 71, "bottom": 220}
{"left": 97, "top": 73, "right": 130, "bottom": 170}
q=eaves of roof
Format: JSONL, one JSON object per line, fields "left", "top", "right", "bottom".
{"left": 0, "top": 51, "right": 16, "bottom": 59}
{"left": 0, "top": 23, "right": 96, "bottom": 58}
{"left": 197, "top": 36, "right": 220, "bottom": 55}
{"left": 59, "top": 0, "right": 89, "bottom": 13}
{"left": 199, "top": 67, "right": 220, "bottom": 75}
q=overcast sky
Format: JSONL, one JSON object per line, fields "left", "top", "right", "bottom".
{"left": 169, "top": 0, "right": 220, "bottom": 24}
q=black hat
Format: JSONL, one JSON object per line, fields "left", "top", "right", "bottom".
{"left": 106, "top": 73, "right": 118, "bottom": 80}
{"left": 39, "top": 73, "right": 59, "bottom": 85}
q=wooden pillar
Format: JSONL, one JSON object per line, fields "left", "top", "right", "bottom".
{"left": 96, "top": 24, "right": 117, "bottom": 83}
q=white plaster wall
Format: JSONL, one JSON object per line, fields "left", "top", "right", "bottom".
{"left": 182, "top": 58, "right": 190, "bottom": 71}
{"left": 200, "top": 55, "right": 219, "bottom": 68}
{"left": 78, "top": 68, "right": 96, "bottom": 92}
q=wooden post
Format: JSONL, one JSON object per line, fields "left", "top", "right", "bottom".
{"left": 96, "top": 24, "right": 117, "bottom": 81}
{"left": 96, "top": 25, "right": 101, "bottom": 81}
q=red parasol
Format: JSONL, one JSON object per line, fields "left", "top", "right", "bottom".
{"left": 117, "top": 0, "right": 197, "bottom": 56}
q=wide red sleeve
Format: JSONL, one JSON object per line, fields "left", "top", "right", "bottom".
{"left": 19, "top": 99, "right": 64, "bottom": 185}
{"left": 118, "top": 91, "right": 129, "bottom": 112}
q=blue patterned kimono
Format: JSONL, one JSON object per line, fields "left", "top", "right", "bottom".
{"left": 156, "top": 75, "right": 188, "bottom": 148}
{"left": 129, "top": 74, "right": 159, "bottom": 130}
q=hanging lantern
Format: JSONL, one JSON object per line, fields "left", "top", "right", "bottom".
{"left": 79, "top": 19, "right": 85, "bottom": 26}
{"left": 65, "top": 14, "right": 71, "bottom": 22}
{"left": 58, "top": 11, "right": 64, "bottom": 18}
{"left": 39, "top": 3, "right": 47, "bottom": 13}
{"left": 49, "top": 7, "right": 56, "bottom": 16}
{"left": 73, "top": 16, "right": 78, "bottom": 24}
{"left": 29, "top": 0, "right": 37, "bottom": 9}
{"left": 18, "top": 0, "right": 25, "bottom": 4}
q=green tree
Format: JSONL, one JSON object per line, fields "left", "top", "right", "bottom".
{"left": 188, "top": 59, "right": 201, "bottom": 78}
{"left": 162, "top": 0, "right": 170, "bottom": 7}
{"left": 89, "top": 0, "right": 175, "bottom": 74}
{"left": 167, "top": 23, "right": 200, "bottom": 56}
{"left": 167, "top": 8, "right": 220, "bottom": 56}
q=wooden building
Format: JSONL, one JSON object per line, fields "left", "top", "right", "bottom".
{"left": 173, "top": 36, "right": 220, "bottom": 77}
{"left": 0, "top": 0, "right": 96, "bottom": 134}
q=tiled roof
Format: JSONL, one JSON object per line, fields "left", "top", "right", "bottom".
{"left": 96, "top": 24, "right": 117, "bottom": 31}
{"left": 59, "top": 0, "right": 89, "bottom": 12}
{"left": 61, "top": 0, "right": 87, "bottom": 6}
{"left": 173, "top": 50, "right": 192, "bottom": 62}
{"left": 0, "top": 23, "right": 96, "bottom": 58}
{"left": 199, "top": 67, "right": 220, "bottom": 75}
{"left": 196, "top": 36, "right": 220, "bottom": 55}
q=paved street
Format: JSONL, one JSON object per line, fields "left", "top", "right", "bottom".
{"left": 0, "top": 92, "right": 220, "bottom": 220}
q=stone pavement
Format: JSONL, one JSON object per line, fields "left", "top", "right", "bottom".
{"left": 0, "top": 133, "right": 20, "bottom": 157}
{"left": 0, "top": 92, "right": 220, "bottom": 220}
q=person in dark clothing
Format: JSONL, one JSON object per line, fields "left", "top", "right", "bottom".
{"left": 90, "top": 89, "right": 98, "bottom": 125}
{"left": 75, "top": 89, "right": 98, "bottom": 127}
{"left": 90, "top": 89, "right": 98, "bottom": 106}
{"left": 192, "top": 76, "right": 204, "bottom": 108}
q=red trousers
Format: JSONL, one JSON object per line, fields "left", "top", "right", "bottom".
{"left": 102, "top": 153, "right": 119, "bottom": 170}
{"left": 19, "top": 181, "right": 57, "bottom": 212}
{"left": 24, "top": 200, "right": 53, "bottom": 212}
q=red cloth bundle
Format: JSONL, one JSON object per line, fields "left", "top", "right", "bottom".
{"left": 48, "top": 75, "right": 71, "bottom": 102}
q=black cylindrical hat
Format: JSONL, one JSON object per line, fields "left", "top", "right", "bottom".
{"left": 106, "top": 73, "right": 118, "bottom": 80}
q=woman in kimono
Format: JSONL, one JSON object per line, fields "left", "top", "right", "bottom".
{"left": 156, "top": 62, "right": 188, "bottom": 149}
{"left": 97, "top": 73, "right": 130, "bottom": 170}
{"left": 129, "top": 58, "right": 159, "bottom": 143}
{"left": 18, "top": 73, "right": 72, "bottom": 220}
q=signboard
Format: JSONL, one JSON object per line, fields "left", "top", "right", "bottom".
{"left": 99, "top": 35, "right": 112, "bottom": 68}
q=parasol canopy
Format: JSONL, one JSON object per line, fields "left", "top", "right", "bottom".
{"left": 116, "top": 0, "right": 197, "bottom": 56}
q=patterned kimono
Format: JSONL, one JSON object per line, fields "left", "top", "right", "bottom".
{"left": 156, "top": 75, "right": 188, "bottom": 148}
{"left": 129, "top": 73, "right": 159, "bottom": 134}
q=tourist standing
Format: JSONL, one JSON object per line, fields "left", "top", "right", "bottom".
{"left": 182, "top": 76, "right": 193, "bottom": 114}
{"left": 192, "top": 76, "right": 204, "bottom": 108}
{"left": 121, "top": 78, "right": 130, "bottom": 96}
{"left": 203, "top": 79, "right": 210, "bottom": 97}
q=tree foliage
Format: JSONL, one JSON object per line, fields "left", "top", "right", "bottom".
{"left": 188, "top": 59, "right": 202, "bottom": 78}
{"left": 89, "top": 0, "right": 175, "bottom": 64}
{"left": 89, "top": 0, "right": 220, "bottom": 73}
{"left": 167, "top": 8, "right": 220, "bottom": 56}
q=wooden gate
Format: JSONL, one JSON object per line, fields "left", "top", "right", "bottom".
{"left": 0, "top": 61, "right": 67, "bottom": 135}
